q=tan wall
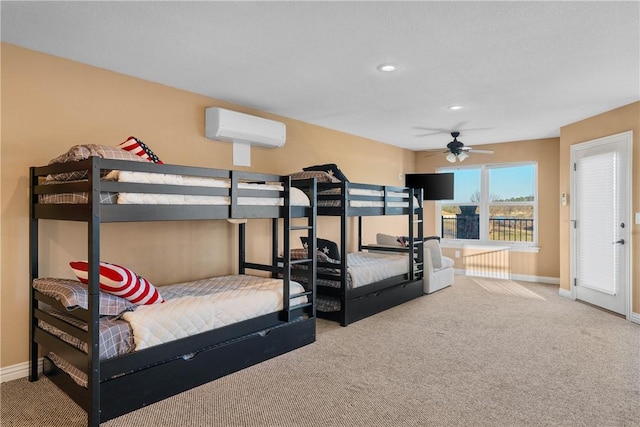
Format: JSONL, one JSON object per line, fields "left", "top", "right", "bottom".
{"left": 0, "top": 43, "right": 415, "bottom": 368}
{"left": 416, "top": 138, "right": 561, "bottom": 279}
{"left": 3, "top": 42, "right": 636, "bottom": 371}
{"left": 559, "top": 102, "right": 640, "bottom": 314}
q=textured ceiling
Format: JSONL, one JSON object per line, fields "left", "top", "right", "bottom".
{"left": 2, "top": 1, "right": 639, "bottom": 151}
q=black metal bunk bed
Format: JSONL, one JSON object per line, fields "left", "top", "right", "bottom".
{"left": 310, "top": 181, "right": 424, "bottom": 326}
{"left": 29, "top": 156, "right": 317, "bottom": 426}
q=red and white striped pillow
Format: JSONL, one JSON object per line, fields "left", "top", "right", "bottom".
{"left": 69, "top": 261, "right": 164, "bottom": 305}
{"left": 118, "top": 136, "right": 163, "bottom": 164}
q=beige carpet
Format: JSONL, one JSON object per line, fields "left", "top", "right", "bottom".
{"left": 2, "top": 276, "right": 639, "bottom": 426}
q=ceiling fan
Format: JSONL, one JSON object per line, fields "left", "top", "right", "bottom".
{"left": 413, "top": 121, "right": 491, "bottom": 137}
{"left": 426, "top": 132, "right": 494, "bottom": 163}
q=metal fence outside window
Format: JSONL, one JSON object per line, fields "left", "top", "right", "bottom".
{"left": 442, "top": 217, "right": 534, "bottom": 242}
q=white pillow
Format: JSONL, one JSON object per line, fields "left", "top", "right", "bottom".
{"left": 376, "top": 233, "right": 401, "bottom": 247}
{"left": 424, "top": 239, "right": 443, "bottom": 269}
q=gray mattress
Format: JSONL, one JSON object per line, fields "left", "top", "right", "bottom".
{"left": 294, "top": 251, "right": 410, "bottom": 312}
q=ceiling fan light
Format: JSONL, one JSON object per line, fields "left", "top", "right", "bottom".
{"left": 457, "top": 151, "right": 469, "bottom": 161}
{"left": 446, "top": 153, "right": 457, "bottom": 163}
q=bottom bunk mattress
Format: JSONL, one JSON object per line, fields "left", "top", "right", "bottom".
{"left": 35, "top": 275, "right": 307, "bottom": 387}
{"left": 292, "top": 251, "right": 409, "bottom": 312}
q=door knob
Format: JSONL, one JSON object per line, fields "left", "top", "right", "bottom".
{"left": 613, "top": 239, "right": 625, "bottom": 245}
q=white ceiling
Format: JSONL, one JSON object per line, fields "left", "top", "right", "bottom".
{"left": 2, "top": 1, "right": 638, "bottom": 151}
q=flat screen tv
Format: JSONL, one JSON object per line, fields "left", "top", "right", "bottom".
{"left": 405, "top": 173, "right": 454, "bottom": 200}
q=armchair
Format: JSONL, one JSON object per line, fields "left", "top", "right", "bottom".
{"left": 374, "top": 234, "right": 454, "bottom": 294}
{"left": 423, "top": 239, "right": 454, "bottom": 294}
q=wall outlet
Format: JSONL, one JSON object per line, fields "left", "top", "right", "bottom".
{"left": 455, "top": 250, "right": 461, "bottom": 258}
{"left": 635, "top": 212, "right": 640, "bottom": 225}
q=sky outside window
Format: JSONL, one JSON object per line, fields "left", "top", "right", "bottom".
{"left": 443, "top": 165, "right": 534, "bottom": 203}
{"left": 489, "top": 165, "right": 535, "bottom": 201}
{"left": 449, "top": 168, "right": 480, "bottom": 204}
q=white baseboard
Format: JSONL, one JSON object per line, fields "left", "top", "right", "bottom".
{"left": 631, "top": 312, "right": 640, "bottom": 325}
{"left": 0, "top": 359, "right": 42, "bottom": 383}
{"left": 558, "top": 288, "right": 574, "bottom": 299}
{"left": 455, "top": 269, "right": 560, "bottom": 285}
{"left": 510, "top": 274, "right": 560, "bottom": 285}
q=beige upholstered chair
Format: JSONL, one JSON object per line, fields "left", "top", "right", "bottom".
{"left": 374, "top": 234, "right": 454, "bottom": 294}
{"left": 423, "top": 239, "right": 454, "bottom": 294}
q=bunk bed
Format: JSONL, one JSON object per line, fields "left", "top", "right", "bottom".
{"left": 292, "top": 170, "right": 424, "bottom": 326}
{"left": 29, "top": 153, "right": 317, "bottom": 426}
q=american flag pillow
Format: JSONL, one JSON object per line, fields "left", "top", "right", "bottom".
{"left": 69, "top": 261, "right": 164, "bottom": 305}
{"left": 118, "top": 136, "right": 163, "bottom": 164}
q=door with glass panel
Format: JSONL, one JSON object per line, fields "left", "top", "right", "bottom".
{"left": 571, "top": 131, "right": 631, "bottom": 316}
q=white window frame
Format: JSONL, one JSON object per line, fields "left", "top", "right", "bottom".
{"left": 437, "top": 162, "right": 539, "bottom": 252}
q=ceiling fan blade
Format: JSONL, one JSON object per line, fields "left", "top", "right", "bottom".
{"left": 422, "top": 150, "right": 449, "bottom": 157}
{"left": 414, "top": 131, "right": 445, "bottom": 137}
{"left": 456, "top": 126, "right": 492, "bottom": 132}
{"left": 467, "top": 149, "right": 494, "bottom": 154}
{"left": 413, "top": 122, "right": 468, "bottom": 136}
{"left": 413, "top": 126, "right": 452, "bottom": 132}
{"left": 414, "top": 123, "right": 492, "bottom": 138}
{"left": 413, "top": 128, "right": 453, "bottom": 137}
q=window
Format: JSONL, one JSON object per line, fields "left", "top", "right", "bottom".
{"left": 438, "top": 163, "right": 537, "bottom": 247}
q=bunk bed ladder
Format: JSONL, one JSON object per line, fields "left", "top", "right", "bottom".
{"left": 238, "top": 177, "right": 317, "bottom": 323}
{"left": 340, "top": 181, "right": 349, "bottom": 326}
{"left": 281, "top": 178, "right": 317, "bottom": 321}
{"left": 410, "top": 188, "right": 425, "bottom": 281}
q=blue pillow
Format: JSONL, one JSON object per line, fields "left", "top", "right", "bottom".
{"left": 302, "top": 163, "right": 349, "bottom": 182}
{"left": 300, "top": 237, "right": 341, "bottom": 261}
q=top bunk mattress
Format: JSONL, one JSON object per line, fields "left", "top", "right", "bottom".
{"left": 39, "top": 172, "right": 310, "bottom": 207}
{"left": 289, "top": 169, "right": 418, "bottom": 211}
{"left": 33, "top": 145, "right": 313, "bottom": 213}
{"left": 317, "top": 186, "right": 419, "bottom": 208}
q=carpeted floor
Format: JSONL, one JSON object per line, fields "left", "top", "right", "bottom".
{"left": 2, "top": 276, "right": 639, "bottom": 426}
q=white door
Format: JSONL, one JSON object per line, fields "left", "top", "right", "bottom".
{"left": 571, "top": 131, "right": 631, "bottom": 316}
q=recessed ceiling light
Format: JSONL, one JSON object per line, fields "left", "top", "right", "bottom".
{"left": 448, "top": 105, "right": 464, "bottom": 111}
{"left": 377, "top": 63, "right": 400, "bottom": 72}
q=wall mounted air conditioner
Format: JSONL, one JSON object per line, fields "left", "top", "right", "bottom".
{"left": 205, "top": 107, "right": 286, "bottom": 148}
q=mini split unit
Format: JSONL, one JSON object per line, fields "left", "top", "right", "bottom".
{"left": 205, "top": 107, "right": 286, "bottom": 148}
{"left": 205, "top": 107, "right": 286, "bottom": 167}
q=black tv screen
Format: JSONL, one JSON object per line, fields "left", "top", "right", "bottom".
{"left": 405, "top": 173, "right": 454, "bottom": 200}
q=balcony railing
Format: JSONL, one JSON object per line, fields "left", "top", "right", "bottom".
{"left": 442, "top": 217, "right": 534, "bottom": 242}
